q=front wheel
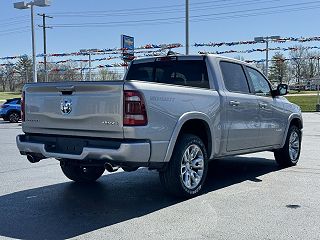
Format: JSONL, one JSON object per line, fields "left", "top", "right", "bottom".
{"left": 60, "top": 162, "right": 105, "bottom": 182}
{"left": 274, "top": 125, "right": 302, "bottom": 167}
{"left": 159, "top": 134, "right": 208, "bottom": 198}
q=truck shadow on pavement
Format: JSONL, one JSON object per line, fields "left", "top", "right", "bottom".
{"left": 0, "top": 156, "right": 280, "bottom": 239}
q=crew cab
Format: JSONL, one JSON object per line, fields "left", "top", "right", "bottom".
{"left": 16, "top": 55, "right": 303, "bottom": 198}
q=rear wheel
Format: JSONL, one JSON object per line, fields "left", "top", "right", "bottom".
{"left": 274, "top": 125, "right": 301, "bottom": 167}
{"left": 8, "top": 112, "right": 20, "bottom": 123}
{"left": 60, "top": 162, "right": 105, "bottom": 182}
{"left": 159, "top": 134, "right": 208, "bottom": 198}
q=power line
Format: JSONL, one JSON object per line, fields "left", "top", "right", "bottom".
{"left": 47, "top": 0, "right": 242, "bottom": 15}
{"left": 0, "top": 19, "right": 30, "bottom": 27}
{"left": 0, "top": 26, "right": 30, "bottom": 33}
{"left": 191, "top": 4, "right": 320, "bottom": 22}
{"left": 49, "top": 0, "right": 278, "bottom": 17}
{"left": 50, "top": 1, "right": 320, "bottom": 28}
{"left": 0, "top": 30, "right": 29, "bottom": 37}
{"left": 0, "top": 15, "right": 28, "bottom": 22}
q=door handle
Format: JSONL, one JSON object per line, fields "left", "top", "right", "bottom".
{"left": 229, "top": 100, "right": 240, "bottom": 106}
{"left": 259, "top": 103, "right": 268, "bottom": 109}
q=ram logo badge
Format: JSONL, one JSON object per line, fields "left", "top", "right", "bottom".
{"left": 61, "top": 98, "right": 72, "bottom": 114}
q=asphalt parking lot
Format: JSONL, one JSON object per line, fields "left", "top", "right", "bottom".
{"left": 0, "top": 113, "right": 319, "bottom": 240}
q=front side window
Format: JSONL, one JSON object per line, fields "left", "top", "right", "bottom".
{"left": 246, "top": 67, "right": 271, "bottom": 96}
{"left": 220, "top": 61, "right": 250, "bottom": 94}
{"left": 126, "top": 60, "right": 209, "bottom": 89}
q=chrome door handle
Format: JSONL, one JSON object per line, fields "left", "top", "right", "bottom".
{"left": 259, "top": 103, "right": 267, "bottom": 108}
{"left": 229, "top": 100, "right": 240, "bottom": 106}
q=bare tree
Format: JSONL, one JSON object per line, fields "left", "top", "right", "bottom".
{"left": 2, "top": 63, "right": 17, "bottom": 92}
{"left": 289, "top": 45, "right": 308, "bottom": 91}
{"left": 0, "top": 66, "right": 6, "bottom": 91}
{"left": 97, "top": 68, "right": 123, "bottom": 81}
{"left": 254, "top": 62, "right": 266, "bottom": 74}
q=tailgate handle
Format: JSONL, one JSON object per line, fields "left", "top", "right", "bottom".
{"left": 56, "top": 86, "right": 75, "bottom": 95}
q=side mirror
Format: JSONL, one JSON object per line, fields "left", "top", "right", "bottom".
{"left": 272, "top": 83, "right": 288, "bottom": 97}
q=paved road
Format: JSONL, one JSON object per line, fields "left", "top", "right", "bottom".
{"left": 0, "top": 113, "right": 319, "bottom": 240}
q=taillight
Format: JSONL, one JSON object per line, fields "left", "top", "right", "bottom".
{"left": 21, "top": 91, "right": 25, "bottom": 122}
{"left": 123, "top": 90, "right": 148, "bottom": 126}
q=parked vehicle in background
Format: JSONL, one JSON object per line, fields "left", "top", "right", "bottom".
{"left": 16, "top": 55, "right": 303, "bottom": 198}
{"left": 0, "top": 98, "right": 21, "bottom": 123}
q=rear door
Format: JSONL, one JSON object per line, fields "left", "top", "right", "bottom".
{"left": 23, "top": 81, "right": 124, "bottom": 139}
{"left": 220, "top": 61, "right": 260, "bottom": 151}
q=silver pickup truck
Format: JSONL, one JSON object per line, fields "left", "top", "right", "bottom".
{"left": 16, "top": 55, "right": 303, "bottom": 198}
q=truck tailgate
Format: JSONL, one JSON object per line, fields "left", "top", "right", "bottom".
{"left": 23, "top": 81, "right": 124, "bottom": 139}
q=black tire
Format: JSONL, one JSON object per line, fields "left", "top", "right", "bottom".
{"left": 159, "top": 134, "right": 208, "bottom": 198}
{"left": 60, "top": 162, "right": 105, "bottom": 182}
{"left": 2, "top": 116, "right": 9, "bottom": 121}
{"left": 8, "top": 111, "right": 20, "bottom": 123}
{"left": 274, "top": 125, "right": 302, "bottom": 167}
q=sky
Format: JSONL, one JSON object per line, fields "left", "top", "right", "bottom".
{"left": 0, "top": 0, "right": 320, "bottom": 65}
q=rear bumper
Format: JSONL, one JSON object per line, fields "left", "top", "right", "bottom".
{"left": 16, "top": 134, "right": 151, "bottom": 164}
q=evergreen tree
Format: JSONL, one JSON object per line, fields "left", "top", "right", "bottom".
{"left": 14, "top": 55, "right": 33, "bottom": 84}
{"left": 269, "top": 52, "right": 287, "bottom": 84}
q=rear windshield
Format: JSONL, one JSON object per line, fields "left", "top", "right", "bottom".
{"left": 125, "top": 60, "right": 210, "bottom": 89}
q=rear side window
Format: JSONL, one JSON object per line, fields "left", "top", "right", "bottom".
{"left": 126, "top": 60, "right": 209, "bottom": 89}
{"left": 220, "top": 61, "right": 250, "bottom": 94}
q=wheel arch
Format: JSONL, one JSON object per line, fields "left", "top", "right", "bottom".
{"left": 280, "top": 113, "right": 303, "bottom": 148}
{"left": 164, "top": 112, "right": 214, "bottom": 162}
{"left": 6, "top": 109, "right": 21, "bottom": 117}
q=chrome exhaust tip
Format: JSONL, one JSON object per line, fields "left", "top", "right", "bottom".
{"left": 27, "top": 154, "right": 41, "bottom": 163}
{"left": 104, "top": 162, "right": 120, "bottom": 172}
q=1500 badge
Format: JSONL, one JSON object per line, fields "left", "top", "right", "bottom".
{"left": 102, "top": 121, "right": 119, "bottom": 126}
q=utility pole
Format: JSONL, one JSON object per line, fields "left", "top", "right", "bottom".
{"left": 38, "top": 13, "right": 53, "bottom": 82}
{"left": 185, "top": 0, "right": 189, "bottom": 55}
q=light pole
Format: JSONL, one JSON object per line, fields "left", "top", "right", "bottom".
{"left": 317, "top": 57, "right": 320, "bottom": 111}
{"left": 254, "top": 35, "right": 280, "bottom": 79}
{"left": 80, "top": 49, "right": 98, "bottom": 81}
{"left": 14, "top": 0, "right": 51, "bottom": 83}
{"left": 185, "top": 0, "right": 189, "bottom": 55}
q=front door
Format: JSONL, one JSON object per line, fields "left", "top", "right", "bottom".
{"left": 245, "top": 66, "right": 285, "bottom": 147}
{"left": 220, "top": 61, "right": 260, "bottom": 152}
